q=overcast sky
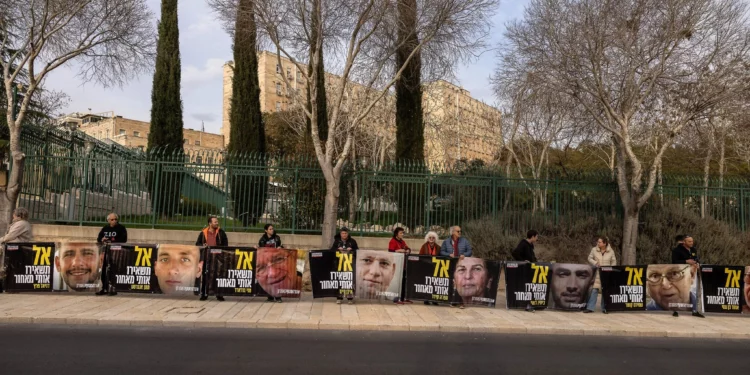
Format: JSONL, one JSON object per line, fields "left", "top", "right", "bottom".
{"left": 42, "top": 0, "right": 530, "bottom": 135}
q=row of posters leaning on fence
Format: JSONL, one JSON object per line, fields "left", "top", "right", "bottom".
{"left": 3, "top": 241, "right": 750, "bottom": 315}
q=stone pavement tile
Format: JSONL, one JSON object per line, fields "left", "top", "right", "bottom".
{"left": 439, "top": 321, "right": 470, "bottom": 332}
{"left": 318, "top": 320, "right": 350, "bottom": 330}
{"left": 408, "top": 321, "right": 440, "bottom": 331}
{"left": 197, "top": 301, "right": 238, "bottom": 320}
{"left": 484, "top": 325, "right": 527, "bottom": 334}
{"left": 348, "top": 322, "right": 382, "bottom": 331}
{"left": 287, "top": 319, "right": 320, "bottom": 330}
{"left": 378, "top": 322, "right": 410, "bottom": 331}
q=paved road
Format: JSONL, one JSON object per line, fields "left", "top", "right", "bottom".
{"left": 0, "top": 324, "right": 746, "bottom": 375}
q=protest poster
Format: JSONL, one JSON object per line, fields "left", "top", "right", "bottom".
{"left": 745, "top": 266, "right": 750, "bottom": 314}
{"left": 700, "top": 265, "right": 744, "bottom": 314}
{"left": 548, "top": 263, "right": 596, "bottom": 311}
{"left": 309, "top": 249, "right": 355, "bottom": 299}
{"left": 3, "top": 242, "right": 54, "bottom": 292}
{"left": 108, "top": 244, "right": 203, "bottom": 294}
{"left": 645, "top": 264, "right": 698, "bottom": 312}
{"left": 255, "top": 248, "right": 305, "bottom": 299}
{"left": 449, "top": 257, "right": 501, "bottom": 307}
{"left": 355, "top": 250, "right": 404, "bottom": 300}
{"left": 206, "top": 247, "right": 257, "bottom": 297}
{"left": 599, "top": 266, "right": 647, "bottom": 311}
{"left": 405, "top": 255, "right": 454, "bottom": 303}
{"left": 504, "top": 261, "right": 550, "bottom": 309}
{"left": 52, "top": 242, "right": 104, "bottom": 292}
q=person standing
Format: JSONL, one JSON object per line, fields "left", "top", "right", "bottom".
{"left": 95, "top": 212, "right": 127, "bottom": 296}
{"left": 671, "top": 235, "right": 704, "bottom": 318}
{"left": 331, "top": 227, "right": 358, "bottom": 305}
{"left": 512, "top": 230, "right": 538, "bottom": 312}
{"left": 258, "top": 224, "right": 282, "bottom": 248}
{"left": 388, "top": 227, "right": 412, "bottom": 305}
{"left": 584, "top": 236, "right": 616, "bottom": 314}
{"left": 440, "top": 226, "right": 472, "bottom": 308}
{"left": 197, "top": 216, "right": 228, "bottom": 301}
{"left": 0, "top": 208, "right": 32, "bottom": 294}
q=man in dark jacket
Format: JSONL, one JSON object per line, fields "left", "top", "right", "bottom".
{"left": 197, "top": 216, "right": 228, "bottom": 301}
{"left": 512, "top": 230, "right": 538, "bottom": 262}
{"left": 331, "top": 227, "right": 358, "bottom": 304}
{"left": 95, "top": 213, "right": 128, "bottom": 296}
{"left": 671, "top": 235, "right": 704, "bottom": 318}
{"left": 512, "top": 229, "right": 538, "bottom": 312}
{"left": 258, "top": 224, "right": 283, "bottom": 248}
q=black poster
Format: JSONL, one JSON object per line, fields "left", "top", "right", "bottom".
{"left": 309, "top": 249, "right": 355, "bottom": 299}
{"left": 548, "top": 263, "right": 597, "bottom": 311}
{"left": 504, "top": 261, "right": 550, "bottom": 309}
{"left": 405, "top": 255, "right": 454, "bottom": 303}
{"left": 450, "top": 257, "right": 501, "bottom": 307}
{"left": 600, "top": 266, "right": 647, "bottom": 312}
{"left": 206, "top": 247, "right": 257, "bottom": 296}
{"left": 3, "top": 243, "right": 54, "bottom": 292}
{"left": 108, "top": 244, "right": 204, "bottom": 295}
{"left": 700, "top": 265, "right": 744, "bottom": 314}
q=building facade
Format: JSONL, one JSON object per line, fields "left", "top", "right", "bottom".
{"left": 58, "top": 112, "right": 224, "bottom": 154}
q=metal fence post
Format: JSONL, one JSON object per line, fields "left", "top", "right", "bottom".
{"left": 740, "top": 187, "right": 746, "bottom": 231}
{"left": 679, "top": 186, "right": 685, "bottom": 211}
{"left": 424, "top": 173, "right": 431, "bottom": 231}
{"left": 79, "top": 155, "right": 90, "bottom": 226}
{"left": 291, "top": 167, "right": 299, "bottom": 235}
{"left": 491, "top": 176, "right": 498, "bottom": 220}
{"left": 554, "top": 177, "right": 560, "bottom": 226}
{"left": 359, "top": 170, "right": 367, "bottom": 237}
{"left": 151, "top": 162, "right": 162, "bottom": 229}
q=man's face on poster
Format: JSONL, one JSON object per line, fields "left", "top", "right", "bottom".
{"left": 257, "top": 248, "right": 296, "bottom": 297}
{"left": 646, "top": 264, "right": 694, "bottom": 310}
{"left": 154, "top": 244, "right": 202, "bottom": 294}
{"left": 356, "top": 251, "right": 396, "bottom": 298}
{"left": 550, "top": 263, "right": 594, "bottom": 308}
{"left": 454, "top": 257, "right": 490, "bottom": 299}
{"left": 744, "top": 266, "right": 750, "bottom": 312}
{"left": 55, "top": 243, "right": 102, "bottom": 291}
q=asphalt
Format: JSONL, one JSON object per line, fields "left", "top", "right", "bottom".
{"left": 0, "top": 324, "right": 747, "bottom": 375}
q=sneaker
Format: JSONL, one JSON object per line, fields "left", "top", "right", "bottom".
{"left": 525, "top": 307, "right": 535, "bottom": 313}
{"left": 431, "top": 302, "right": 438, "bottom": 306}
{"left": 602, "top": 310, "right": 608, "bottom": 314}
{"left": 267, "top": 296, "right": 274, "bottom": 302}
{"left": 108, "top": 290, "right": 117, "bottom": 296}
{"left": 673, "top": 311, "right": 679, "bottom": 317}
{"left": 692, "top": 311, "right": 705, "bottom": 318}
{"left": 403, "top": 300, "right": 413, "bottom": 304}
{"left": 276, "top": 297, "right": 282, "bottom": 303}
{"left": 348, "top": 299, "right": 354, "bottom": 305}
{"left": 336, "top": 299, "right": 342, "bottom": 305}
{"left": 216, "top": 296, "right": 225, "bottom": 302}
{"left": 394, "top": 300, "right": 404, "bottom": 305}
{"left": 583, "top": 309, "right": 594, "bottom": 313}
{"left": 199, "top": 295, "right": 208, "bottom": 301}
{"left": 423, "top": 301, "right": 431, "bottom": 305}
{"left": 95, "top": 290, "right": 108, "bottom": 296}
{"left": 459, "top": 304, "right": 465, "bottom": 309}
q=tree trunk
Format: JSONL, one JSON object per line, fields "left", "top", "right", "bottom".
{"left": 621, "top": 208, "right": 639, "bottom": 265}
{"left": 1, "top": 150, "right": 25, "bottom": 235}
{"left": 321, "top": 177, "right": 340, "bottom": 248}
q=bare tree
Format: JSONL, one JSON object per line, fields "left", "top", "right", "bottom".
{"left": 254, "top": 0, "right": 497, "bottom": 246}
{"left": 497, "top": 0, "right": 750, "bottom": 263}
{"left": 0, "top": 0, "right": 155, "bottom": 233}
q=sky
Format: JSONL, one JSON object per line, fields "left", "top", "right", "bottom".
{"left": 42, "top": 0, "right": 530, "bottom": 136}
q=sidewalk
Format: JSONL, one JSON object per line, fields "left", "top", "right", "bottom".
{"left": 1, "top": 293, "right": 748, "bottom": 339}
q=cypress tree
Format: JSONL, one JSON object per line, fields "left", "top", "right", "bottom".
{"left": 395, "top": 0, "right": 425, "bottom": 228}
{"left": 148, "top": 0, "right": 184, "bottom": 215}
{"left": 228, "top": 0, "right": 267, "bottom": 226}
{"left": 305, "top": 0, "right": 328, "bottom": 145}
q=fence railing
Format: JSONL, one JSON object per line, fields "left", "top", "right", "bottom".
{"left": 16, "top": 151, "right": 750, "bottom": 237}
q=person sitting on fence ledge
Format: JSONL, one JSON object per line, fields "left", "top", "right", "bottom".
{"left": 95, "top": 212, "right": 127, "bottom": 296}
{"left": 670, "top": 235, "right": 704, "bottom": 318}
{"left": 331, "top": 227, "right": 357, "bottom": 305}
{"left": 0, "top": 207, "right": 32, "bottom": 294}
{"left": 388, "top": 227, "right": 412, "bottom": 305}
{"left": 584, "top": 236, "right": 616, "bottom": 314}
{"left": 420, "top": 231, "right": 441, "bottom": 305}
{"left": 197, "top": 215, "right": 228, "bottom": 302}
{"left": 258, "top": 224, "right": 282, "bottom": 248}
{"left": 440, "top": 226, "right": 472, "bottom": 309}
{"left": 511, "top": 229, "right": 538, "bottom": 312}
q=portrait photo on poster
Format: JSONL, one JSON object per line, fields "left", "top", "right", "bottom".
{"left": 356, "top": 250, "right": 404, "bottom": 300}
{"left": 645, "top": 264, "right": 697, "bottom": 311}
{"left": 154, "top": 244, "right": 203, "bottom": 295}
{"left": 451, "top": 257, "right": 500, "bottom": 307}
{"left": 745, "top": 266, "right": 750, "bottom": 313}
{"left": 548, "top": 263, "right": 596, "bottom": 310}
{"left": 53, "top": 242, "right": 103, "bottom": 292}
{"left": 255, "top": 248, "right": 303, "bottom": 298}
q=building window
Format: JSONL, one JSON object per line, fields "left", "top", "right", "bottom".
{"left": 119, "top": 129, "right": 126, "bottom": 135}
{"left": 276, "top": 102, "right": 281, "bottom": 112}
{"left": 276, "top": 64, "right": 281, "bottom": 73}
{"left": 106, "top": 130, "right": 110, "bottom": 138}
{"left": 196, "top": 156, "right": 203, "bottom": 164}
{"left": 195, "top": 140, "right": 201, "bottom": 146}
{"left": 133, "top": 131, "right": 140, "bottom": 137}
{"left": 276, "top": 82, "right": 282, "bottom": 95}
{"left": 287, "top": 67, "right": 292, "bottom": 80}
